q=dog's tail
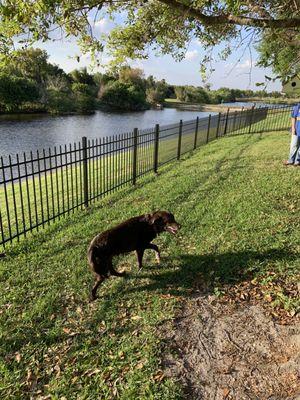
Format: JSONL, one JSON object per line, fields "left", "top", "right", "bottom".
{"left": 87, "top": 246, "right": 99, "bottom": 270}
{"left": 88, "top": 245, "right": 108, "bottom": 272}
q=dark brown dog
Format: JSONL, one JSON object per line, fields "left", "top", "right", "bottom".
{"left": 87, "top": 211, "right": 180, "bottom": 300}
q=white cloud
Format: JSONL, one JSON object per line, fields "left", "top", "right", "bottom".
{"left": 185, "top": 50, "right": 198, "bottom": 61}
{"left": 87, "top": 16, "right": 114, "bottom": 34}
{"left": 95, "top": 19, "right": 108, "bottom": 31}
{"left": 191, "top": 39, "right": 202, "bottom": 47}
{"left": 224, "top": 59, "right": 254, "bottom": 71}
{"left": 93, "top": 18, "right": 114, "bottom": 34}
{"left": 237, "top": 59, "right": 253, "bottom": 69}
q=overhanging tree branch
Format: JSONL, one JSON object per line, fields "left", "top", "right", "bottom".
{"left": 157, "top": 0, "right": 300, "bottom": 29}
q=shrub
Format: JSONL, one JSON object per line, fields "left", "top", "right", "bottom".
{"left": 100, "top": 81, "right": 148, "bottom": 111}
{"left": 74, "top": 93, "right": 95, "bottom": 113}
{"left": 0, "top": 74, "right": 40, "bottom": 111}
{"left": 46, "top": 89, "right": 75, "bottom": 113}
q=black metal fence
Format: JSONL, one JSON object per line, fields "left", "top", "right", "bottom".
{"left": 0, "top": 104, "right": 292, "bottom": 248}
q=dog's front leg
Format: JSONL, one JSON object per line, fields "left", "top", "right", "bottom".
{"left": 145, "top": 243, "right": 161, "bottom": 264}
{"left": 136, "top": 249, "right": 144, "bottom": 269}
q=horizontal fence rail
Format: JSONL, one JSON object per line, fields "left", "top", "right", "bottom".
{"left": 0, "top": 104, "right": 293, "bottom": 248}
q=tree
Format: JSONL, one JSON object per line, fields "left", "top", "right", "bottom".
{"left": 69, "top": 68, "right": 95, "bottom": 86}
{"left": 70, "top": 82, "right": 96, "bottom": 112}
{"left": 0, "top": 1, "right": 299, "bottom": 79}
{"left": 183, "top": 86, "right": 210, "bottom": 103}
{"left": 99, "top": 81, "right": 148, "bottom": 111}
{"left": 146, "top": 87, "right": 166, "bottom": 105}
{"left": 118, "top": 67, "right": 146, "bottom": 91}
{"left": 256, "top": 31, "right": 300, "bottom": 79}
{"left": 0, "top": 74, "right": 40, "bottom": 111}
{"left": 0, "top": 48, "right": 62, "bottom": 85}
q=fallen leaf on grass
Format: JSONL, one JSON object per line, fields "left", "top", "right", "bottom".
{"left": 265, "top": 294, "right": 273, "bottom": 302}
{"left": 82, "top": 368, "right": 102, "bottom": 377}
{"left": 288, "top": 309, "right": 296, "bottom": 317}
{"left": 131, "top": 315, "right": 142, "bottom": 321}
{"left": 62, "top": 327, "right": 78, "bottom": 336}
{"left": 153, "top": 371, "right": 165, "bottom": 382}
{"left": 136, "top": 362, "right": 144, "bottom": 370}
{"left": 26, "top": 370, "right": 38, "bottom": 390}
{"left": 53, "top": 364, "right": 61, "bottom": 377}
{"left": 159, "top": 294, "right": 181, "bottom": 300}
{"left": 239, "top": 293, "right": 249, "bottom": 300}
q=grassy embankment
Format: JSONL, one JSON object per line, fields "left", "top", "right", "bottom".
{"left": 0, "top": 106, "right": 290, "bottom": 246}
{"left": 165, "top": 97, "right": 298, "bottom": 106}
{"left": 0, "top": 125, "right": 299, "bottom": 398}
{"left": 235, "top": 97, "right": 299, "bottom": 104}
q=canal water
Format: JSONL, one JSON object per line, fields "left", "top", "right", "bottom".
{"left": 0, "top": 108, "right": 214, "bottom": 157}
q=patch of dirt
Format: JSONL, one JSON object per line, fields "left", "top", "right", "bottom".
{"left": 161, "top": 295, "right": 300, "bottom": 400}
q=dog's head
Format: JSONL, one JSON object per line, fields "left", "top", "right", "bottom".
{"left": 146, "top": 211, "right": 181, "bottom": 235}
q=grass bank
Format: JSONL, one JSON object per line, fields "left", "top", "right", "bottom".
{"left": 0, "top": 108, "right": 289, "bottom": 247}
{"left": 236, "top": 97, "right": 298, "bottom": 104}
{"left": 0, "top": 131, "right": 299, "bottom": 399}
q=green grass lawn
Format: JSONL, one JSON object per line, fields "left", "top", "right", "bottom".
{"left": 0, "top": 131, "right": 299, "bottom": 399}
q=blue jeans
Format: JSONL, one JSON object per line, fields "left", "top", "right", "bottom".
{"left": 288, "top": 134, "right": 300, "bottom": 165}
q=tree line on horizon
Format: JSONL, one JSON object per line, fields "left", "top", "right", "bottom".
{"left": 0, "top": 48, "right": 289, "bottom": 115}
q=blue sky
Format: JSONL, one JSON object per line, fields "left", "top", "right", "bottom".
{"left": 35, "top": 15, "right": 282, "bottom": 92}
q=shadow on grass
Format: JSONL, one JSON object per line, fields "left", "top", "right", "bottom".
{"left": 126, "top": 248, "right": 298, "bottom": 297}
{"left": 3, "top": 248, "right": 296, "bottom": 356}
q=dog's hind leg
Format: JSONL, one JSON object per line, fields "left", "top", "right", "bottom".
{"left": 109, "top": 259, "right": 126, "bottom": 277}
{"left": 145, "top": 243, "right": 161, "bottom": 264}
{"left": 90, "top": 274, "right": 105, "bottom": 301}
{"left": 110, "top": 268, "right": 126, "bottom": 277}
{"left": 136, "top": 248, "right": 144, "bottom": 269}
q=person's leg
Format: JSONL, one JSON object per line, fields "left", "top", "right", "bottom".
{"left": 293, "top": 136, "right": 300, "bottom": 165}
{"left": 286, "top": 134, "right": 299, "bottom": 164}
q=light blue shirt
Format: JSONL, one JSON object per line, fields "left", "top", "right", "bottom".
{"left": 291, "top": 104, "right": 300, "bottom": 136}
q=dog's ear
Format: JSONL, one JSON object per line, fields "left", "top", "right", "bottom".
{"left": 145, "top": 212, "right": 164, "bottom": 228}
{"left": 150, "top": 215, "right": 164, "bottom": 226}
{"left": 144, "top": 213, "right": 152, "bottom": 222}
{"left": 145, "top": 212, "right": 156, "bottom": 224}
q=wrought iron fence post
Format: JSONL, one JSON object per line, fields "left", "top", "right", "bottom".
{"left": 132, "top": 128, "right": 138, "bottom": 185}
{"left": 223, "top": 108, "right": 230, "bottom": 136}
{"left": 177, "top": 119, "right": 183, "bottom": 160}
{"left": 206, "top": 114, "right": 211, "bottom": 143}
{"left": 0, "top": 210, "right": 5, "bottom": 250}
{"left": 248, "top": 105, "right": 255, "bottom": 134}
{"left": 153, "top": 124, "right": 159, "bottom": 173}
{"left": 238, "top": 106, "right": 245, "bottom": 132}
{"left": 82, "top": 136, "right": 89, "bottom": 208}
{"left": 194, "top": 116, "right": 199, "bottom": 149}
{"left": 232, "top": 110, "right": 237, "bottom": 133}
{"left": 216, "top": 112, "right": 221, "bottom": 139}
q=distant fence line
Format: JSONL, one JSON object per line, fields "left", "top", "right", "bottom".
{"left": 0, "top": 104, "right": 292, "bottom": 248}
